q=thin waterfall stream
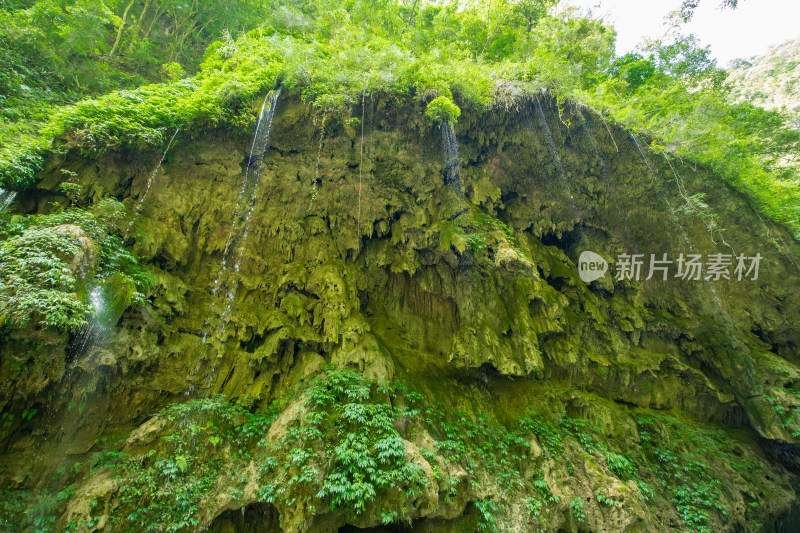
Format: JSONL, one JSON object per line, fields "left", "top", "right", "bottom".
{"left": 202, "top": 89, "right": 280, "bottom": 349}
{"left": 630, "top": 133, "right": 698, "bottom": 252}
{"left": 357, "top": 90, "right": 366, "bottom": 253}
{"left": 575, "top": 106, "right": 629, "bottom": 349}
{"left": 37, "top": 284, "right": 113, "bottom": 464}
{"left": 441, "top": 120, "right": 462, "bottom": 192}
{"left": 575, "top": 105, "right": 624, "bottom": 229}
{"left": 125, "top": 127, "right": 180, "bottom": 238}
{"left": 218, "top": 90, "right": 281, "bottom": 338}
{"left": 629, "top": 132, "right": 729, "bottom": 311}
{"left": 70, "top": 287, "right": 106, "bottom": 357}
{"left": 0, "top": 188, "right": 16, "bottom": 212}
{"left": 308, "top": 116, "right": 325, "bottom": 211}
{"left": 533, "top": 95, "right": 580, "bottom": 221}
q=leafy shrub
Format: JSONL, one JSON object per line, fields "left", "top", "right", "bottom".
{"left": 570, "top": 497, "right": 585, "bottom": 521}
{"left": 475, "top": 499, "right": 498, "bottom": 531}
{"left": 0, "top": 201, "right": 148, "bottom": 330}
{"left": 426, "top": 95, "right": 461, "bottom": 124}
{"left": 116, "top": 396, "right": 265, "bottom": 532}
{"left": 0, "top": 226, "right": 91, "bottom": 329}
{"left": 110, "top": 371, "right": 428, "bottom": 529}
{"left": 269, "top": 370, "right": 428, "bottom": 519}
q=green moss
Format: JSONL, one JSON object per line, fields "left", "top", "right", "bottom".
{"left": 3, "top": 61, "right": 799, "bottom": 532}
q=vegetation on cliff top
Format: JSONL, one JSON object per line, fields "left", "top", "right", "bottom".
{"left": 1, "top": 0, "right": 799, "bottom": 238}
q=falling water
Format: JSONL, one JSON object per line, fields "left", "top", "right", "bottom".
{"left": 70, "top": 287, "right": 107, "bottom": 359}
{"left": 629, "top": 133, "right": 725, "bottom": 309}
{"left": 357, "top": 90, "right": 366, "bottom": 253}
{"left": 575, "top": 106, "right": 609, "bottom": 174}
{"left": 576, "top": 105, "right": 625, "bottom": 226}
{"left": 218, "top": 92, "right": 281, "bottom": 332}
{"left": 533, "top": 96, "right": 579, "bottom": 219}
{"left": 575, "top": 106, "right": 632, "bottom": 348}
{"left": 441, "top": 121, "right": 462, "bottom": 192}
{"left": 0, "top": 188, "right": 17, "bottom": 212}
{"left": 308, "top": 119, "right": 325, "bottom": 211}
{"left": 662, "top": 154, "right": 738, "bottom": 256}
{"left": 125, "top": 127, "right": 180, "bottom": 238}
{"left": 630, "top": 134, "right": 690, "bottom": 243}
{"left": 35, "top": 284, "right": 111, "bottom": 477}
{"left": 203, "top": 89, "right": 281, "bottom": 345}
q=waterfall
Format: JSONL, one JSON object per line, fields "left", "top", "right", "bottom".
{"left": 629, "top": 134, "right": 685, "bottom": 235}
{"left": 125, "top": 127, "right": 180, "bottom": 238}
{"left": 308, "top": 118, "right": 325, "bottom": 211}
{"left": 576, "top": 107, "right": 628, "bottom": 346}
{"left": 629, "top": 133, "right": 725, "bottom": 309}
{"left": 0, "top": 188, "right": 17, "bottom": 212}
{"left": 37, "top": 284, "right": 111, "bottom": 459}
{"left": 533, "top": 96, "right": 579, "bottom": 220}
{"left": 203, "top": 88, "right": 280, "bottom": 345}
{"left": 70, "top": 287, "right": 107, "bottom": 358}
{"left": 441, "top": 121, "right": 462, "bottom": 192}
{"left": 217, "top": 90, "right": 280, "bottom": 335}
{"left": 575, "top": 106, "right": 609, "bottom": 175}
{"left": 576, "top": 106, "right": 625, "bottom": 226}
{"left": 357, "top": 90, "right": 366, "bottom": 253}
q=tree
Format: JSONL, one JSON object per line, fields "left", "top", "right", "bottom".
{"left": 680, "top": 0, "right": 740, "bottom": 22}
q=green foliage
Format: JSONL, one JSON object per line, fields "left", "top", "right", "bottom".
{"left": 47, "top": 375, "right": 766, "bottom": 531}
{"left": 475, "top": 499, "right": 498, "bottom": 532}
{"left": 58, "top": 181, "right": 82, "bottom": 206}
{"left": 526, "top": 477, "right": 558, "bottom": 524}
{"left": 0, "top": 145, "right": 46, "bottom": 190}
{"left": 426, "top": 95, "right": 461, "bottom": 124}
{"left": 635, "top": 413, "right": 734, "bottom": 532}
{"left": 586, "top": 33, "right": 800, "bottom": 236}
{"left": 0, "top": 226, "right": 91, "bottom": 329}
{"left": 516, "top": 9, "right": 616, "bottom": 91}
{"left": 2, "top": 0, "right": 798, "bottom": 241}
{"left": 611, "top": 53, "right": 657, "bottom": 90}
{"left": 570, "top": 497, "right": 585, "bottom": 521}
{"left": 466, "top": 232, "right": 487, "bottom": 253}
{"left": 461, "top": 210, "right": 529, "bottom": 260}
{"left": 0, "top": 0, "right": 277, "bottom": 189}
{"left": 426, "top": 406, "right": 530, "bottom": 494}
{"left": 517, "top": 412, "right": 563, "bottom": 458}
{"left": 265, "top": 370, "right": 428, "bottom": 520}
{"left": 107, "top": 371, "right": 432, "bottom": 529}
{"left": 595, "top": 490, "right": 620, "bottom": 507}
{"left": 636, "top": 480, "right": 656, "bottom": 501}
{"left": 115, "top": 396, "right": 275, "bottom": 532}
{"left": 0, "top": 199, "right": 148, "bottom": 330}
{"left": 0, "top": 487, "right": 71, "bottom": 533}
{"left": 604, "top": 450, "right": 635, "bottom": 479}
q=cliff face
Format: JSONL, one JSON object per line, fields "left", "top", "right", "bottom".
{"left": 2, "top": 94, "right": 800, "bottom": 532}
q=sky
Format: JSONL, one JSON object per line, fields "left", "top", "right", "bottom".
{"left": 562, "top": 0, "right": 800, "bottom": 66}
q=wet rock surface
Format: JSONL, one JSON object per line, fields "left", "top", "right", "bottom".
{"left": 3, "top": 94, "right": 800, "bottom": 532}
